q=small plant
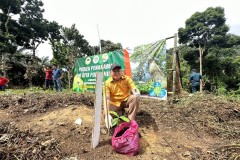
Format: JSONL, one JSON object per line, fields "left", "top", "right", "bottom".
{"left": 109, "top": 111, "right": 130, "bottom": 127}
{"left": 136, "top": 81, "right": 154, "bottom": 94}
{"left": 218, "top": 86, "right": 227, "bottom": 95}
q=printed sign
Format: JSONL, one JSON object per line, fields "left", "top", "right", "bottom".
{"left": 73, "top": 50, "right": 131, "bottom": 92}
{"left": 148, "top": 82, "right": 167, "bottom": 100}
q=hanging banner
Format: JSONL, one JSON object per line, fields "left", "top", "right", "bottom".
{"left": 73, "top": 49, "right": 132, "bottom": 92}
{"left": 131, "top": 39, "right": 167, "bottom": 100}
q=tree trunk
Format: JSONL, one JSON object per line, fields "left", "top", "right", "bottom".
{"left": 29, "top": 74, "right": 33, "bottom": 88}
{"left": 25, "top": 63, "right": 33, "bottom": 88}
{"left": 172, "top": 35, "right": 177, "bottom": 96}
{"left": 2, "top": 6, "right": 11, "bottom": 78}
{"left": 28, "top": 48, "right": 36, "bottom": 88}
{"left": 1, "top": 55, "right": 7, "bottom": 77}
{"left": 29, "top": 48, "right": 36, "bottom": 88}
{"left": 167, "top": 54, "right": 173, "bottom": 94}
{"left": 68, "top": 66, "right": 71, "bottom": 89}
{"left": 68, "top": 48, "right": 77, "bottom": 89}
{"left": 175, "top": 50, "right": 183, "bottom": 93}
{"left": 199, "top": 47, "right": 203, "bottom": 93}
{"left": 68, "top": 72, "right": 71, "bottom": 89}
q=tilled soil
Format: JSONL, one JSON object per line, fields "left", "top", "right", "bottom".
{"left": 0, "top": 92, "right": 240, "bottom": 160}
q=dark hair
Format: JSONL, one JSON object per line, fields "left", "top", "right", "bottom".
{"left": 52, "top": 64, "right": 57, "bottom": 67}
{"left": 192, "top": 69, "right": 197, "bottom": 72}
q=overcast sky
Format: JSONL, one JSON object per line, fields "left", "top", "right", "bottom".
{"left": 37, "top": 0, "right": 240, "bottom": 59}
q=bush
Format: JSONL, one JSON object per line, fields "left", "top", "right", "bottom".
{"left": 218, "top": 86, "right": 227, "bottom": 95}
{"left": 136, "top": 81, "right": 154, "bottom": 94}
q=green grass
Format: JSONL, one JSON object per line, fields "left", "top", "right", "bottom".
{"left": 0, "top": 87, "right": 77, "bottom": 95}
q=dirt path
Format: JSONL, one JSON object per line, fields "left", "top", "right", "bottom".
{"left": 0, "top": 110, "right": 9, "bottom": 120}
{"left": 0, "top": 93, "right": 240, "bottom": 159}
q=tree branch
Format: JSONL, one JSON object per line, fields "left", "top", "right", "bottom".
{"left": 5, "top": 6, "right": 11, "bottom": 34}
{"left": 35, "top": 41, "right": 41, "bottom": 50}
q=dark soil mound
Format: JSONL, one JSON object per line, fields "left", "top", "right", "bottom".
{"left": 0, "top": 92, "right": 94, "bottom": 115}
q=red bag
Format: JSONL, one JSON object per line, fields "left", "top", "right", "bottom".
{"left": 111, "top": 120, "right": 140, "bottom": 156}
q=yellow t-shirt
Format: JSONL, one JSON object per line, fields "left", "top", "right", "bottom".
{"left": 105, "top": 75, "right": 136, "bottom": 107}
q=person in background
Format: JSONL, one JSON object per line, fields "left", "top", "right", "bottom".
{"left": 105, "top": 63, "right": 140, "bottom": 121}
{"left": 52, "top": 64, "right": 64, "bottom": 92}
{"left": 188, "top": 68, "right": 204, "bottom": 93}
{"left": 42, "top": 65, "right": 53, "bottom": 90}
{"left": 0, "top": 72, "right": 9, "bottom": 91}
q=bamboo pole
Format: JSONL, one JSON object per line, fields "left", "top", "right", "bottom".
{"left": 97, "top": 25, "right": 110, "bottom": 131}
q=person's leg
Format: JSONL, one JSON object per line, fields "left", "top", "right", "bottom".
{"left": 1, "top": 86, "right": 6, "bottom": 91}
{"left": 45, "top": 79, "right": 49, "bottom": 89}
{"left": 0, "top": 86, "right": 3, "bottom": 91}
{"left": 56, "top": 79, "right": 62, "bottom": 92}
{"left": 189, "top": 85, "right": 192, "bottom": 93}
{"left": 53, "top": 80, "right": 58, "bottom": 91}
{"left": 192, "top": 85, "right": 197, "bottom": 93}
{"left": 125, "top": 95, "right": 140, "bottom": 120}
{"left": 196, "top": 84, "right": 200, "bottom": 92}
{"left": 50, "top": 80, "right": 54, "bottom": 90}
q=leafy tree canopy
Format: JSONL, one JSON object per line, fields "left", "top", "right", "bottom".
{"left": 92, "top": 40, "right": 122, "bottom": 54}
{"left": 178, "top": 7, "right": 229, "bottom": 48}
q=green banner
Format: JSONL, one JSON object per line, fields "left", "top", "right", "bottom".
{"left": 73, "top": 50, "right": 125, "bottom": 92}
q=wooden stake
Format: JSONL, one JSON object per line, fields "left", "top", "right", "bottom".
{"left": 91, "top": 72, "right": 103, "bottom": 149}
{"left": 172, "top": 33, "right": 178, "bottom": 96}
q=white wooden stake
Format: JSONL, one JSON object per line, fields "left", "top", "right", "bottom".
{"left": 91, "top": 72, "right": 103, "bottom": 149}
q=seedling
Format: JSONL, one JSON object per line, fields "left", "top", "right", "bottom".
{"left": 109, "top": 111, "right": 130, "bottom": 127}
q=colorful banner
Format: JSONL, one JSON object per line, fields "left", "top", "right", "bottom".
{"left": 73, "top": 50, "right": 131, "bottom": 92}
{"left": 131, "top": 39, "right": 167, "bottom": 100}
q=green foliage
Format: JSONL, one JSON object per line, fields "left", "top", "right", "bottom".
{"left": 51, "top": 24, "right": 93, "bottom": 67}
{"left": 0, "top": 0, "right": 55, "bottom": 87}
{"left": 109, "top": 111, "right": 130, "bottom": 127}
{"left": 228, "top": 88, "right": 240, "bottom": 98}
{"left": 0, "top": 0, "right": 22, "bottom": 55}
{"left": 218, "top": 86, "right": 227, "bottom": 95}
{"left": 92, "top": 40, "right": 122, "bottom": 54}
{"left": 178, "top": 7, "right": 229, "bottom": 93}
{"left": 0, "top": 0, "right": 22, "bottom": 14}
{"left": 178, "top": 43, "right": 240, "bottom": 94}
{"left": 19, "top": 0, "right": 49, "bottom": 54}
{"left": 136, "top": 81, "right": 154, "bottom": 94}
{"left": 50, "top": 24, "right": 94, "bottom": 88}
{"left": 178, "top": 7, "right": 229, "bottom": 48}
{"left": 40, "top": 56, "right": 50, "bottom": 66}
{"left": 47, "top": 21, "right": 62, "bottom": 43}
{"left": 0, "top": 88, "right": 79, "bottom": 96}
{"left": 178, "top": 7, "right": 240, "bottom": 95}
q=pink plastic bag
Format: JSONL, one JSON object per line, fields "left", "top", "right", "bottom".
{"left": 111, "top": 120, "right": 140, "bottom": 156}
